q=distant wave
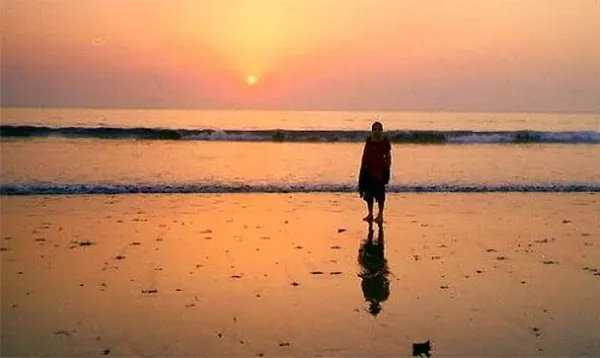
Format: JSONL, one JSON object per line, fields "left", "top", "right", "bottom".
{"left": 1, "top": 183, "right": 598, "bottom": 195}
{"left": 2, "top": 125, "right": 600, "bottom": 144}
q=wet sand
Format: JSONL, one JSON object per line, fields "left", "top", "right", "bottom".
{"left": 1, "top": 193, "right": 599, "bottom": 357}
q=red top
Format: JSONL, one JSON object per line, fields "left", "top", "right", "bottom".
{"left": 361, "top": 137, "right": 391, "bottom": 178}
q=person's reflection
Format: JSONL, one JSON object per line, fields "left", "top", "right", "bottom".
{"left": 358, "top": 222, "right": 390, "bottom": 316}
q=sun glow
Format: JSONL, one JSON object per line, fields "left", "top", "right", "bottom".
{"left": 246, "top": 75, "right": 258, "bottom": 86}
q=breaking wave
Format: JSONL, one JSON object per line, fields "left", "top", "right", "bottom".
{"left": 2, "top": 125, "right": 599, "bottom": 144}
{"left": 1, "top": 183, "right": 598, "bottom": 195}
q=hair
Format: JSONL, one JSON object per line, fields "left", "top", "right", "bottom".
{"left": 371, "top": 121, "right": 383, "bottom": 131}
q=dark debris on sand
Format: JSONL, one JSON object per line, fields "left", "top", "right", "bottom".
{"left": 583, "top": 266, "right": 599, "bottom": 276}
{"left": 542, "top": 260, "right": 559, "bottom": 265}
{"left": 68, "top": 240, "right": 96, "bottom": 248}
{"left": 54, "top": 330, "right": 73, "bottom": 337}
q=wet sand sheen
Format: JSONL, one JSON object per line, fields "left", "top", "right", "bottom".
{"left": 1, "top": 193, "right": 599, "bottom": 356}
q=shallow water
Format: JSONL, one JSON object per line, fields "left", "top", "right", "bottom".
{"left": 1, "top": 139, "right": 599, "bottom": 192}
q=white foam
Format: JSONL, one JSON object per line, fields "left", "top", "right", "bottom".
{"left": 2, "top": 183, "right": 598, "bottom": 195}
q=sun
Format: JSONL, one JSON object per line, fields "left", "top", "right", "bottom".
{"left": 246, "top": 75, "right": 258, "bottom": 86}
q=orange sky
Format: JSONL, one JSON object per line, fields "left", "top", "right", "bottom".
{"left": 2, "top": 0, "right": 599, "bottom": 112}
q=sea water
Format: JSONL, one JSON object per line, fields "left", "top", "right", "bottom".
{"left": 1, "top": 107, "right": 599, "bottom": 194}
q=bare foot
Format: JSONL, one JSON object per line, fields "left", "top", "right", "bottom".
{"left": 363, "top": 214, "right": 373, "bottom": 222}
{"left": 374, "top": 214, "right": 383, "bottom": 224}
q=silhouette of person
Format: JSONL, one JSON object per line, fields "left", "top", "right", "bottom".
{"left": 359, "top": 121, "right": 392, "bottom": 224}
{"left": 357, "top": 222, "right": 390, "bottom": 316}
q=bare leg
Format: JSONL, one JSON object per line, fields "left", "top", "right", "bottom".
{"left": 363, "top": 195, "right": 374, "bottom": 222}
{"left": 374, "top": 201, "right": 384, "bottom": 224}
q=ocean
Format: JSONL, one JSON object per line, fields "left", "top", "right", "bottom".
{"left": 1, "top": 107, "right": 599, "bottom": 194}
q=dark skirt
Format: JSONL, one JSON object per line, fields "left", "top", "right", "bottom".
{"left": 359, "top": 167, "right": 387, "bottom": 203}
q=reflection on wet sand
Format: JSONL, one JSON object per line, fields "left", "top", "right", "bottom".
{"left": 358, "top": 222, "right": 390, "bottom": 316}
{"left": 2, "top": 194, "right": 599, "bottom": 356}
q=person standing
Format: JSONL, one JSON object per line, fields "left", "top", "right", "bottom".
{"left": 358, "top": 121, "right": 391, "bottom": 224}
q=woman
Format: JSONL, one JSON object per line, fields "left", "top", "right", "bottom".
{"left": 358, "top": 121, "right": 392, "bottom": 224}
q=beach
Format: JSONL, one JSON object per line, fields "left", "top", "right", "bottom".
{"left": 3, "top": 1, "right": 600, "bottom": 356}
{"left": 2, "top": 193, "right": 599, "bottom": 356}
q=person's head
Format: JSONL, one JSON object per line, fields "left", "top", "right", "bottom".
{"left": 371, "top": 121, "right": 384, "bottom": 140}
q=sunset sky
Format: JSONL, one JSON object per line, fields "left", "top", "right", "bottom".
{"left": 2, "top": 1, "right": 599, "bottom": 112}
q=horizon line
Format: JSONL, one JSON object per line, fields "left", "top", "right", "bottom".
{"left": 2, "top": 105, "right": 599, "bottom": 116}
